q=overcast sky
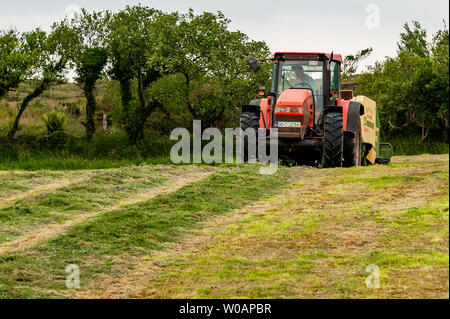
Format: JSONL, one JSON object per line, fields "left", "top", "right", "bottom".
{"left": 1, "top": 0, "right": 448, "bottom": 71}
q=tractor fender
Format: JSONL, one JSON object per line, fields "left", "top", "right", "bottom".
{"left": 337, "top": 100, "right": 364, "bottom": 134}
{"left": 242, "top": 98, "right": 270, "bottom": 129}
{"left": 345, "top": 101, "right": 364, "bottom": 135}
{"left": 242, "top": 101, "right": 260, "bottom": 113}
{"left": 250, "top": 99, "right": 262, "bottom": 107}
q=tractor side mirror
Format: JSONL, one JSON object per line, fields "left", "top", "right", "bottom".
{"left": 246, "top": 55, "right": 261, "bottom": 72}
{"left": 327, "top": 51, "right": 334, "bottom": 71}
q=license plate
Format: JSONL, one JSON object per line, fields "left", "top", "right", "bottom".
{"left": 276, "top": 121, "right": 301, "bottom": 128}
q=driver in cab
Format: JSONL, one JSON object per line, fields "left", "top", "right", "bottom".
{"left": 292, "top": 64, "right": 315, "bottom": 94}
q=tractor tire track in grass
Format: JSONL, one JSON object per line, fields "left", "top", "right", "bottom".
{"left": 0, "top": 169, "right": 215, "bottom": 256}
{"left": 79, "top": 155, "right": 448, "bottom": 299}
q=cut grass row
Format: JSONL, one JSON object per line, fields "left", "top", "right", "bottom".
{"left": 0, "top": 165, "right": 218, "bottom": 246}
{"left": 0, "top": 166, "right": 177, "bottom": 245}
{"left": 0, "top": 164, "right": 294, "bottom": 298}
{"left": 102, "top": 155, "right": 448, "bottom": 299}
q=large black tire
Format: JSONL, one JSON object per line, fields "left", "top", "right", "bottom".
{"left": 240, "top": 111, "right": 259, "bottom": 162}
{"left": 322, "top": 112, "right": 343, "bottom": 168}
{"left": 343, "top": 117, "right": 362, "bottom": 167}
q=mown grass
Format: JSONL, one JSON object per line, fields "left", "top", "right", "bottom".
{"left": 0, "top": 155, "right": 172, "bottom": 170}
{"left": 0, "top": 171, "right": 78, "bottom": 200}
{"left": 0, "top": 166, "right": 179, "bottom": 244}
{"left": 0, "top": 164, "right": 294, "bottom": 298}
{"left": 131, "top": 155, "right": 448, "bottom": 299}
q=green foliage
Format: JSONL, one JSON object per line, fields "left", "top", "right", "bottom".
{"left": 342, "top": 47, "right": 373, "bottom": 81}
{"left": 107, "top": 5, "right": 163, "bottom": 144}
{"left": 6, "top": 25, "right": 77, "bottom": 140}
{"left": 42, "top": 109, "right": 67, "bottom": 134}
{"left": 398, "top": 21, "right": 429, "bottom": 57}
{"left": 64, "top": 9, "right": 110, "bottom": 139}
{"left": 148, "top": 9, "right": 271, "bottom": 127}
{"left": 388, "top": 135, "right": 449, "bottom": 155}
{"left": 1, "top": 6, "right": 447, "bottom": 157}
{"left": 0, "top": 132, "right": 174, "bottom": 170}
{"left": 60, "top": 102, "right": 80, "bottom": 117}
{"left": 357, "top": 21, "right": 449, "bottom": 143}
{"left": 0, "top": 29, "right": 35, "bottom": 99}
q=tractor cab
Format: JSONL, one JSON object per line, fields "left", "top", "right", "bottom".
{"left": 270, "top": 52, "right": 343, "bottom": 129}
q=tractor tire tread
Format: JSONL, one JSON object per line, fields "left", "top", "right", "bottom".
{"left": 323, "top": 112, "right": 343, "bottom": 168}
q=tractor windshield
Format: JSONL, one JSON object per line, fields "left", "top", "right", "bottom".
{"left": 276, "top": 60, "right": 324, "bottom": 122}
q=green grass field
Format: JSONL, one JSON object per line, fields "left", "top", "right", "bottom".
{"left": 0, "top": 155, "right": 448, "bottom": 298}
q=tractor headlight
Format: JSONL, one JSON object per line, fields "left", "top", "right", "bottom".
{"left": 274, "top": 106, "right": 303, "bottom": 114}
{"left": 275, "top": 107, "right": 290, "bottom": 113}
{"left": 289, "top": 107, "right": 303, "bottom": 114}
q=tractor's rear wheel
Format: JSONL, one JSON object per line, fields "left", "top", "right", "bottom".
{"left": 322, "top": 112, "right": 343, "bottom": 168}
{"left": 343, "top": 117, "right": 362, "bottom": 167}
{"left": 240, "top": 111, "right": 259, "bottom": 162}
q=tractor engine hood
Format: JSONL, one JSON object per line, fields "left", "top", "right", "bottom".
{"left": 276, "top": 88, "right": 312, "bottom": 108}
{"left": 274, "top": 89, "right": 314, "bottom": 139}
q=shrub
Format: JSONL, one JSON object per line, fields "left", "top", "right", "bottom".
{"left": 0, "top": 141, "right": 18, "bottom": 161}
{"left": 60, "top": 102, "right": 81, "bottom": 117}
{"left": 42, "top": 109, "right": 68, "bottom": 134}
{"left": 31, "top": 99, "right": 45, "bottom": 108}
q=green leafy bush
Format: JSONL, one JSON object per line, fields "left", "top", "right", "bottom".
{"left": 42, "top": 109, "right": 68, "bottom": 134}
{"left": 60, "top": 102, "right": 81, "bottom": 117}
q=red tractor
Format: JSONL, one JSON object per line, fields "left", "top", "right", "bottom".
{"left": 242, "top": 52, "right": 374, "bottom": 167}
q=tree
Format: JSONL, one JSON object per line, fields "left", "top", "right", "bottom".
{"left": 398, "top": 21, "right": 429, "bottom": 57}
{"left": 7, "top": 26, "right": 76, "bottom": 139}
{"left": 357, "top": 21, "right": 449, "bottom": 141}
{"left": 107, "top": 5, "right": 164, "bottom": 144}
{"left": 430, "top": 21, "right": 449, "bottom": 129}
{"left": 64, "top": 9, "right": 110, "bottom": 139}
{"left": 147, "top": 9, "right": 270, "bottom": 128}
{"left": 0, "top": 29, "right": 34, "bottom": 100}
{"left": 342, "top": 47, "right": 373, "bottom": 81}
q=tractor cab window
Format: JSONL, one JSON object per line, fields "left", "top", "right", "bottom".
{"left": 277, "top": 61, "right": 323, "bottom": 96}
{"left": 330, "top": 61, "right": 340, "bottom": 97}
{"left": 277, "top": 60, "right": 324, "bottom": 123}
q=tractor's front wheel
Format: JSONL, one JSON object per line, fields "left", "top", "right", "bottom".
{"left": 322, "top": 112, "right": 344, "bottom": 168}
{"left": 343, "top": 117, "right": 362, "bottom": 167}
{"left": 240, "top": 110, "right": 259, "bottom": 162}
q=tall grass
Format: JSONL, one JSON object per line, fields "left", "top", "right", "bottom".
{"left": 0, "top": 133, "right": 174, "bottom": 170}
{"left": 1, "top": 130, "right": 448, "bottom": 170}
{"left": 388, "top": 135, "right": 449, "bottom": 156}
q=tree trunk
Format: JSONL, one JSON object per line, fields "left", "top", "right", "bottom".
{"left": 183, "top": 72, "right": 199, "bottom": 120}
{"left": 102, "top": 113, "right": 110, "bottom": 134}
{"left": 119, "top": 79, "right": 134, "bottom": 139}
{"left": 8, "top": 79, "right": 49, "bottom": 140}
{"left": 83, "top": 85, "right": 97, "bottom": 140}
